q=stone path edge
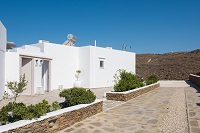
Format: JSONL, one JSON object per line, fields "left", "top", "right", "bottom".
{"left": 184, "top": 87, "right": 191, "bottom": 133}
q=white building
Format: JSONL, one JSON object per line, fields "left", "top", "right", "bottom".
{"left": 0, "top": 22, "right": 136, "bottom": 99}
{"left": 0, "top": 22, "right": 6, "bottom": 100}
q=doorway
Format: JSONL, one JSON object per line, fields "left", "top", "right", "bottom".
{"left": 21, "top": 58, "right": 33, "bottom": 95}
{"left": 42, "top": 60, "right": 50, "bottom": 92}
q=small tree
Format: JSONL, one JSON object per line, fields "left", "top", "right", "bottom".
{"left": 113, "top": 69, "right": 144, "bottom": 92}
{"left": 5, "top": 74, "right": 28, "bottom": 101}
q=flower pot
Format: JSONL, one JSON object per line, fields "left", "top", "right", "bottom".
{"left": 74, "top": 81, "right": 81, "bottom": 87}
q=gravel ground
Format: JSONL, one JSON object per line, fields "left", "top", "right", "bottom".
{"left": 157, "top": 87, "right": 189, "bottom": 133}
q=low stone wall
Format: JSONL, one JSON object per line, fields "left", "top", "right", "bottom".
{"left": 1, "top": 100, "right": 103, "bottom": 133}
{"left": 106, "top": 83, "right": 160, "bottom": 101}
{"left": 189, "top": 74, "right": 200, "bottom": 86}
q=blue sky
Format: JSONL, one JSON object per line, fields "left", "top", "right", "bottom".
{"left": 0, "top": 0, "right": 199, "bottom": 54}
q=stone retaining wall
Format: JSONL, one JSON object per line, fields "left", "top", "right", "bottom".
{"left": 189, "top": 74, "right": 200, "bottom": 86}
{"left": 1, "top": 100, "right": 103, "bottom": 133}
{"left": 106, "top": 83, "right": 160, "bottom": 101}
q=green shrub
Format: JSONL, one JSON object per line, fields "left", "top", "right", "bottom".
{"left": 35, "top": 100, "right": 51, "bottom": 117}
{"left": 114, "top": 69, "right": 144, "bottom": 92}
{"left": 0, "top": 100, "right": 52, "bottom": 125}
{"left": 25, "top": 100, "right": 51, "bottom": 119}
{"left": 0, "top": 102, "right": 28, "bottom": 123}
{"left": 59, "top": 87, "right": 96, "bottom": 107}
{"left": 52, "top": 101, "right": 61, "bottom": 111}
{"left": 26, "top": 104, "right": 38, "bottom": 119}
{"left": 0, "top": 102, "right": 14, "bottom": 123}
{"left": 146, "top": 75, "right": 158, "bottom": 85}
{"left": 12, "top": 102, "right": 29, "bottom": 121}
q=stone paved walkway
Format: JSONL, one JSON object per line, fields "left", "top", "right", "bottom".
{"left": 59, "top": 81, "right": 191, "bottom": 133}
{"left": 157, "top": 87, "right": 188, "bottom": 132}
{"left": 1, "top": 81, "right": 200, "bottom": 133}
{"left": 185, "top": 81, "right": 200, "bottom": 133}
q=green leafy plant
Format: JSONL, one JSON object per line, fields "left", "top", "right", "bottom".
{"left": 5, "top": 74, "right": 28, "bottom": 101}
{"left": 146, "top": 75, "right": 158, "bottom": 85}
{"left": 26, "top": 104, "right": 38, "bottom": 119}
{"left": 26, "top": 100, "right": 51, "bottom": 119}
{"left": 12, "top": 102, "right": 30, "bottom": 122}
{"left": 0, "top": 102, "right": 14, "bottom": 123}
{"left": 0, "top": 102, "right": 28, "bottom": 123}
{"left": 113, "top": 69, "right": 144, "bottom": 92}
{"left": 59, "top": 87, "right": 96, "bottom": 107}
{"left": 52, "top": 101, "right": 61, "bottom": 111}
{"left": 76, "top": 70, "right": 81, "bottom": 74}
{"left": 0, "top": 99, "right": 53, "bottom": 125}
{"left": 35, "top": 100, "right": 51, "bottom": 117}
{"left": 76, "top": 70, "right": 81, "bottom": 81}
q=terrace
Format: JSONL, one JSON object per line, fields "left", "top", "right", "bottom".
{"left": 1, "top": 79, "right": 200, "bottom": 132}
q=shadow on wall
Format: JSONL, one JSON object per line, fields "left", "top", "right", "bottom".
{"left": 185, "top": 80, "right": 200, "bottom": 107}
{"left": 185, "top": 80, "right": 200, "bottom": 93}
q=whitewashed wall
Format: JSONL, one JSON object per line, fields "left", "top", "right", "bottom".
{"left": 33, "top": 58, "right": 43, "bottom": 94}
{"left": 78, "top": 46, "right": 136, "bottom": 88}
{"left": 93, "top": 46, "right": 135, "bottom": 88}
{"left": 5, "top": 45, "right": 50, "bottom": 96}
{"left": 0, "top": 22, "right": 6, "bottom": 99}
{"left": 5, "top": 52, "right": 21, "bottom": 97}
{"left": 5, "top": 52, "right": 20, "bottom": 83}
{"left": 78, "top": 46, "right": 92, "bottom": 88}
{"left": 42, "top": 43, "right": 79, "bottom": 90}
{"left": 4, "top": 42, "right": 136, "bottom": 94}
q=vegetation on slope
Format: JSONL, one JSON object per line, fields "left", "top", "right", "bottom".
{"left": 136, "top": 49, "right": 200, "bottom": 80}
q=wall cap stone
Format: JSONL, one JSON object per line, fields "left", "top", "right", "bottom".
{"left": 190, "top": 74, "right": 200, "bottom": 78}
{"left": 106, "top": 82, "right": 159, "bottom": 94}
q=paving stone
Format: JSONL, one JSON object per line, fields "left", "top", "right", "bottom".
{"left": 74, "top": 128, "right": 89, "bottom": 133}
{"left": 74, "top": 122, "right": 84, "bottom": 127}
{"left": 88, "top": 126, "right": 94, "bottom": 129}
{"left": 141, "top": 124, "right": 148, "bottom": 129}
{"left": 189, "top": 112, "right": 196, "bottom": 117}
{"left": 64, "top": 128, "right": 75, "bottom": 132}
{"left": 135, "top": 130, "right": 152, "bottom": 133}
{"left": 190, "top": 121, "right": 199, "bottom": 127}
{"left": 90, "top": 122, "right": 102, "bottom": 127}
{"left": 103, "top": 127, "right": 116, "bottom": 132}
{"left": 119, "top": 119, "right": 127, "bottom": 122}
{"left": 113, "top": 122, "right": 128, "bottom": 128}
{"left": 147, "top": 119, "right": 158, "bottom": 124}
{"left": 93, "top": 129, "right": 102, "bottom": 133}
{"left": 191, "top": 127, "right": 200, "bottom": 133}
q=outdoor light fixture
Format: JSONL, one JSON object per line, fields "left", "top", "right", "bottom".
{"left": 35, "top": 59, "right": 38, "bottom": 66}
{"left": 39, "top": 60, "right": 43, "bottom": 66}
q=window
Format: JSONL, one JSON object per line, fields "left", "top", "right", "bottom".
{"left": 100, "top": 60, "right": 104, "bottom": 69}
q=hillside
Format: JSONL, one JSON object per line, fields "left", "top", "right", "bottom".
{"left": 136, "top": 49, "right": 200, "bottom": 80}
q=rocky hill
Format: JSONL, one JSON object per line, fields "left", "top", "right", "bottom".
{"left": 136, "top": 49, "right": 200, "bottom": 80}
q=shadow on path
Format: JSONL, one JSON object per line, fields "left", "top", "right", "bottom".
{"left": 185, "top": 80, "right": 200, "bottom": 107}
{"left": 185, "top": 80, "right": 200, "bottom": 93}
